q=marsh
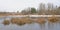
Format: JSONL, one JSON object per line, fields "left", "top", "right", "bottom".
{"left": 0, "top": 16, "right": 60, "bottom": 30}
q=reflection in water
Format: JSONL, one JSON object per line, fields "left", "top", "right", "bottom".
{"left": 48, "top": 22, "right": 54, "bottom": 30}
{"left": 0, "top": 23, "right": 41, "bottom": 30}
{"left": 40, "top": 24, "right": 45, "bottom": 30}
{"left": 48, "top": 22, "right": 60, "bottom": 30}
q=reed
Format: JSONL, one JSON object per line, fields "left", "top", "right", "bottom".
{"left": 3, "top": 20, "right": 10, "bottom": 25}
{"left": 36, "top": 18, "right": 46, "bottom": 24}
{"left": 48, "top": 15, "right": 59, "bottom": 23}
{"left": 11, "top": 18, "right": 20, "bottom": 24}
{"left": 10, "top": 17, "right": 33, "bottom": 25}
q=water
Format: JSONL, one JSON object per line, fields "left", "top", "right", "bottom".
{"left": 0, "top": 16, "right": 60, "bottom": 30}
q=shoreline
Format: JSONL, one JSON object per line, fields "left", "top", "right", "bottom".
{"left": 0, "top": 15, "right": 60, "bottom": 18}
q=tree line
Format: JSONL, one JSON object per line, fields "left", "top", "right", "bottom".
{"left": 20, "top": 3, "right": 60, "bottom": 15}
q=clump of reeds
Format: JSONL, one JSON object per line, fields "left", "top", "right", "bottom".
{"left": 36, "top": 18, "right": 46, "bottom": 24}
{"left": 10, "top": 17, "right": 33, "bottom": 26}
{"left": 11, "top": 18, "right": 26, "bottom": 25}
{"left": 25, "top": 19, "right": 33, "bottom": 24}
{"left": 16, "top": 20, "right": 26, "bottom": 25}
{"left": 20, "top": 17, "right": 33, "bottom": 24}
{"left": 48, "top": 15, "right": 59, "bottom": 23}
{"left": 2, "top": 20, "right": 10, "bottom": 25}
{"left": 11, "top": 18, "right": 20, "bottom": 24}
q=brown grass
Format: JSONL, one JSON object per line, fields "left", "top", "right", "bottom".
{"left": 2, "top": 20, "right": 10, "bottom": 25}
{"left": 10, "top": 17, "right": 33, "bottom": 25}
{"left": 11, "top": 18, "right": 20, "bottom": 24}
{"left": 22, "top": 17, "right": 33, "bottom": 24}
{"left": 36, "top": 18, "right": 46, "bottom": 24}
{"left": 48, "top": 16, "right": 59, "bottom": 23}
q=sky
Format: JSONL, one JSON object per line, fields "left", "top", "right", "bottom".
{"left": 0, "top": 0, "right": 60, "bottom": 12}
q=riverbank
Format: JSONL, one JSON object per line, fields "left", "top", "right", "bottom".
{"left": 0, "top": 15, "right": 60, "bottom": 18}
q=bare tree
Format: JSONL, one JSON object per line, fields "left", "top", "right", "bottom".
{"left": 21, "top": 8, "right": 31, "bottom": 15}
{"left": 38, "top": 3, "right": 46, "bottom": 15}
{"left": 21, "top": 7, "right": 37, "bottom": 15}
{"left": 55, "top": 7, "right": 60, "bottom": 15}
{"left": 47, "top": 3, "right": 53, "bottom": 10}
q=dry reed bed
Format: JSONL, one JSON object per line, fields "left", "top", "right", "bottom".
{"left": 2, "top": 20, "right": 10, "bottom": 25}
{"left": 35, "top": 18, "right": 46, "bottom": 24}
{"left": 2, "top": 16, "right": 60, "bottom": 25}
{"left": 48, "top": 16, "right": 59, "bottom": 23}
{"left": 10, "top": 17, "right": 33, "bottom": 25}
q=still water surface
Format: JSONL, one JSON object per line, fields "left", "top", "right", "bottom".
{"left": 0, "top": 16, "right": 60, "bottom": 30}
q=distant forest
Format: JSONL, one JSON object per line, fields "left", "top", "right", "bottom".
{"left": 21, "top": 3, "right": 60, "bottom": 15}
{"left": 0, "top": 3, "right": 60, "bottom": 15}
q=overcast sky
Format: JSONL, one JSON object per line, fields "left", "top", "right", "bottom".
{"left": 0, "top": 0, "right": 60, "bottom": 12}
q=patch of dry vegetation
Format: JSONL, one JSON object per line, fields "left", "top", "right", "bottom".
{"left": 36, "top": 18, "right": 46, "bottom": 24}
{"left": 11, "top": 18, "right": 20, "bottom": 24}
{"left": 10, "top": 18, "right": 25, "bottom": 25}
{"left": 2, "top": 20, "right": 10, "bottom": 25}
{"left": 23, "top": 17, "right": 33, "bottom": 24}
{"left": 10, "top": 17, "right": 33, "bottom": 25}
{"left": 48, "top": 15, "right": 59, "bottom": 23}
